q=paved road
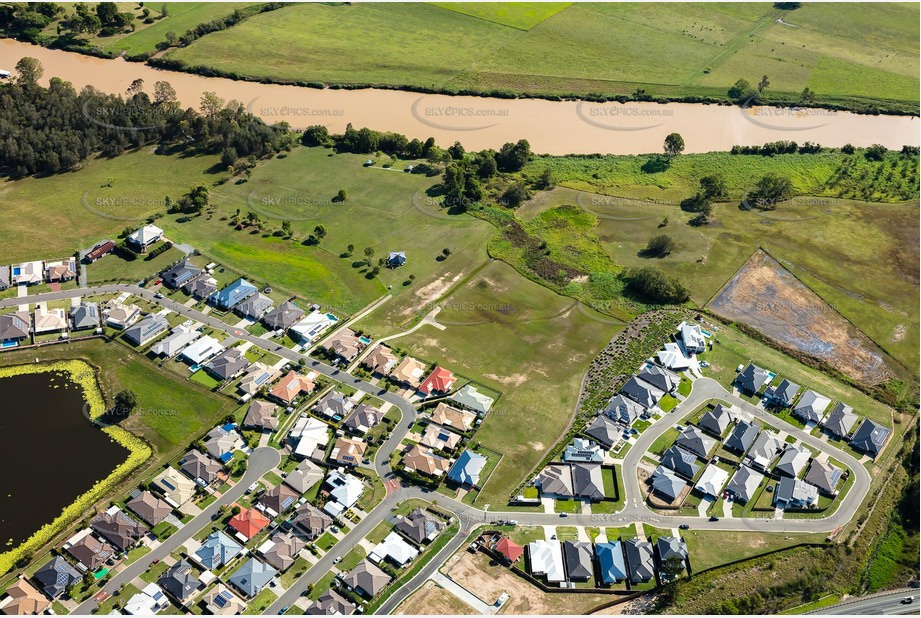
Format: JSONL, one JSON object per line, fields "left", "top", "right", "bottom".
{"left": 813, "top": 589, "right": 919, "bottom": 615}
{"left": 72, "top": 447, "right": 280, "bottom": 614}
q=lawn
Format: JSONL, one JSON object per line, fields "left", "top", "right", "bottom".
{"left": 555, "top": 526, "right": 579, "bottom": 541}
{"left": 189, "top": 369, "right": 221, "bottom": 390}
{"left": 649, "top": 428, "right": 680, "bottom": 456}
{"left": 315, "top": 532, "right": 337, "bottom": 551}
{"left": 429, "top": 2, "right": 572, "bottom": 30}
{"left": 88, "top": 244, "right": 186, "bottom": 285}
{"left": 678, "top": 528, "right": 829, "bottom": 572}
{"left": 554, "top": 500, "right": 582, "bottom": 514}
{"left": 388, "top": 260, "right": 623, "bottom": 505}
{"left": 243, "top": 588, "right": 277, "bottom": 615}
{"left": 658, "top": 394, "right": 679, "bottom": 412}
{"left": 280, "top": 557, "right": 311, "bottom": 588}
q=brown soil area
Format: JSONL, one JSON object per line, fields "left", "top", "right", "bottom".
{"left": 396, "top": 580, "right": 477, "bottom": 615}
{"left": 708, "top": 249, "right": 892, "bottom": 385}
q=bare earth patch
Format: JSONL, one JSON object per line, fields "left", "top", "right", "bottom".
{"left": 400, "top": 271, "right": 465, "bottom": 317}
{"left": 396, "top": 580, "right": 477, "bottom": 615}
{"left": 708, "top": 249, "right": 893, "bottom": 386}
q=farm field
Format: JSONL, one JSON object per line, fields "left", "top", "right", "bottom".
{"left": 164, "top": 3, "right": 919, "bottom": 109}
{"left": 383, "top": 260, "right": 623, "bottom": 506}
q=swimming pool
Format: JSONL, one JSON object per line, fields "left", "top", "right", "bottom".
{"left": 359, "top": 336, "right": 372, "bottom": 345}
{"left": 326, "top": 313, "right": 339, "bottom": 322}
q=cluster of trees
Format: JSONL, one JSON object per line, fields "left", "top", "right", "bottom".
{"left": 743, "top": 173, "right": 795, "bottom": 210}
{"left": 0, "top": 2, "right": 139, "bottom": 40}
{"left": 0, "top": 60, "right": 290, "bottom": 177}
{"left": 680, "top": 174, "right": 726, "bottom": 225}
{"left": 727, "top": 75, "right": 770, "bottom": 103}
{"left": 0, "top": 2, "right": 63, "bottom": 41}
{"left": 644, "top": 234, "right": 675, "bottom": 257}
{"left": 730, "top": 140, "right": 822, "bottom": 156}
{"left": 624, "top": 266, "right": 690, "bottom": 304}
{"left": 168, "top": 185, "right": 210, "bottom": 215}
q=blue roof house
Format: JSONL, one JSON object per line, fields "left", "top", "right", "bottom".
{"left": 210, "top": 278, "right": 257, "bottom": 310}
{"left": 195, "top": 531, "right": 243, "bottom": 570}
{"left": 596, "top": 541, "right": 628, "bottom": 584}
{"left": 447, "top": 450, "right": 487, "bottom": 488}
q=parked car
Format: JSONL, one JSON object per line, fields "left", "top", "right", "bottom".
{"left": 559, "top": 512, "right": 568, "bottom": 518}
{"left": 679, "top": 524, "right": 690, "bottom": 530}
{"left": 708, "top": 516, "right": 720, "bottom": 522}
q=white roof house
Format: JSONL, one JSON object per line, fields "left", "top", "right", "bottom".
{"left": 657, "top": 342, "right": 693, "bottom": 371}
{"left": 289, "top": 312, "right": 337, "bottom": 343}
{"left": 563, "top": 438, "right": 605, "bottom": 463}
{"left": 369, "top": 531, "right": 419, "bottom": 567}
{"left": 123, "top": 583, "right": 170, "bottom": 615}
{"left": 33, "top": 305, "right": 68, "bottom": 333}
{"left": 151, "top": 326, "right": 200, "bottom": 357}
{"left": 694, "top": 464, "right": 729, "bottom": 497}
{"left": 289, "top": 415, "right": 330, "bottom": 458}
{"left": 127, "top": 224, "right": 164, "bottom": 248}
{"left": 527, "top": 540, "right": 565, "bottom": 582}
{"left": 679, "top": 321, "right": 706, "bottom": 353}
{"left": 13, "top": 261, "right": 43, "bottom": 285}
{"left": 180, "top": 335, "right": 225, "bottom": 365}
{"left": 323, "top": 470, "right": 363, "bottom": 517}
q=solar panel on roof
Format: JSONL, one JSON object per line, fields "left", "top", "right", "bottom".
{"left": 214, "top": 590, "right": 232, "bottom": 607}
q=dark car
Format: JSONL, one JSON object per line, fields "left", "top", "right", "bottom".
{"left": 679, "top": 524, "right": 691, "bottom": 530}
{"left": 708, "top": 516, "right": 720, "bottom": 522}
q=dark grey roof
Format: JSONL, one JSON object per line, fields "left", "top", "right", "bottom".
{"left": 620, "top": 375, "right": 661, "bottom": 408}
{"left": 185, "top": 276, "right": 217, "bottom": 299}
{"left": 158, "top": 559, "right": 199, "bottom": 602}
{"left": 660, "top": 446, "right": 700, "bottom": 479}
{"left": 204, "top": 347, "right": 250, "bottom": 380}
{"left": 394, "top": 509, "right": 445, "bottom": 545}
{"left": 162, "top": 260, "right": 201, "bottom": 289}
{"left": 571, "top": 463, "right": 605, "bottom": 500}
{"left": 124, "top": 314, "right": 168, "bottom": 346}
{"left": 774, "top": 476, "right": 818, "bottom": 507}
{"left": 849, "top": 419, "right": 889, "bottom": 457}
{"left": 763, "top": 378, "right": 800, "bottom": 406}
{"left": 726, "top": 465, "right": 763, "bottom": 502}
{"left": 698, "top": 404, "right": 731, "bottom": 437}
{"left": 70, "top": 303, "right": 100, "bottom": 330}
{"left": 624, "top": 539, "right": 655, "bottom": 583}
{"left": 774, "top": 444, "right": 810, "bottom": 478}
{"left": 235, "top": 293, "right": 274, "bottom": 319}
{"left": 725, "top": 420, "right": 759, "bottom": 453}
{"left": 602, "top": 394, "right": 644, "bottom": 425}
{"left": 585, "top": 415, "right": 620, "bottom": 448}
{"left": 825, "top": 403, "right": 858, "bottom": 438}
{"left": 656, "top": 536, "right": 688, "bottom": 563}
{"left": 342, "top": 404, "right": 383, "bottom": 435}
{"left": 636, "top": 364, "right": 679, "bottom": 393}
{"left": 33, "top": 556, "right": 80, "bottom": 598}
{"left": 562, "top": 541, "right": 593, "bottom": 580}
{"left": 675, "top": 426, "right": 716, "bottom": 458}
{"left": 735, "top": 362, "right": 772, "bottom": 393}
{"left": 651, "top": 465, "right": 686, "bottom": 501}
{"left": 262, "top": 301, "right": 305, "bottom": 330}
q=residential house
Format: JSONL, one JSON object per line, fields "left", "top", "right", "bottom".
{"left": 624, "top": 539, "right": 655, "bottom": 583}
{"left": 315, "top": 390, "right": 355, "bottom": 419}
{"left": 725, "top": 420, "right": 759, "bottom": 454}
{"left": 209, "top": 278, "right": 257, "bottom": 310}
{"left": 774, "top": 476, "right": 819, "bottom": 509}
{"left": 726, "top": 465, "right": 764, "bottom": 503}
{"left": 259, "top": 483, "right": 299, "bottom": 517}
{"left": 418, "top": 366, "right": 456, "bottom": 397}
{"left": 161, "top": 260, "right": 201, "bottom": 289}
{"left": 0, "top": 266, "right": 9, "bottom": 292}
{"left": 185, "top": 276, "right": 217, "bottom": 300}
{"left": 596, "top": 542, "right": 628, "bottom": 584}
{"left": 694, "top": 464, "right": 729, "bottom": 498}
{"left": 203, "top": 347, "right": 250, "bottom": 382}
{"left": 342, "top": 403, "right": 383, "bottom": 435}
{"left": 262, "top": 301, "right": 305, "bottom": 331}
{"left": 527, "top": 540, "right": 565, "bottom": 583}
{"left": 126, "top": 491, "right": 172, "bottom": 526}
{"left": 430, "top": 403, "right": 476, "bottom": 432}
{"left": 194, "top": 531, "right": 242, "bottom": 570}
{"left": 127, "top": 224, "right": 164, "bottom": 249}
{"left": 402, "top": 444, "right": 451, "bottom": 477}
{"left": 152, "top": 466, "right": 197, "bottom": 506}
{"left": 620, "top": 375, "right": 664, "bottom": 409}
{"left": 824, "top": 403, "right": 859, "bottom": 439}
{"left": 369, "top": 531, "right": 419, "bottom": 567}
{"left": 123, "top": 314, "right": 169, "bottom": 346}
{"left": 32, "top": 556, "right": 80, "bottom": 598}
{"left": 395, "top": 509, "right": 445, "bottom": 545}
{"left": 180, "top": 335, "right": 224, "bottom": 365}
{"left": 572, "top": 463, "right": 605, "bottom": 500}
{"left": 745, "top": 432, "right": 784, "bottom": 471}
{"left": 65, "top": 532, "right": 114, "bottom": 571}
{"left": 203, "top": 424, "right": 243, "bottom": 463}
{"left": 0, "top": 311, "right": 30, "bottom": 346}
{"left": 448, "top": 449, "right": 488, "bottom": 487}
{"left": 269, "top": 370, "right": 316, "bottom": 406}
{"left": 324, "top": 328, "right": 364, "bottom": 362}
{"left": 563, "top": 541, "right": 594, "bottom": 581}
{"left": 329, "top": 437, "right": 367, "bottom": 467}
{"left": 390, "top": 356, "right": 427, "bottom": 388}
{"left": 228, "top": 558, "right": 277, "bottom": 598}
{"left": 90, "top": 507, "right": 148, "bottom": 552}
{"left": 650, "top": 466, "right": 686, "bottom": 502}
{"left": 290, "top": 312, "right": 338, "bottom": 344}
{"left": 235, "top": 293, "right": 274, "bottom": 320}
{"left": 292, "top": 503, "right": 332, "bottom": 540}
{"left": 774, "top": 444, "right": 810, "bottom": 478}
{"left": 305, "top": 590, "right": 356, "bottom": 616}
{"left": 69, "top": 303, "right": 100, "bottom": 331}
{"left": 763, "top": 378, "right": 801, "bottom": 408}
{"left": 12, "top": 261, "right": 43, "bottom": 285}
{"left": 538, "top": 464, "right": 574, "bottom": 498}
{"left": 675, "top": 425, "right": 716, "bottom": 459}
{"left": 104, "top": 299, "right": 140, "bottom": 329}
{"left": 201, "top": 585, "right": 247, "bottom": 615}
{"left": 804, "top": 459, "right": 843, "bottom": 495}
{"left": 324, "top": 470, "right": 365, "bottom": 517}
{"left": 123, "top": 583, "right": 170, "bottom": 615}
{"left": 260, "top": 532, "right": 305, "bottom": 572}
{"left": 697, "top": 404, "right": 732, "bottom": 438}
{"left": 679, "top": 321, "right": 706, "bottom": 354}
{"left": 85, "top": 240, "right": 116, "bottom": 263}
{"left": 242, "top": 400, "right": 278, "bottom": 432}
{"left": 32, "top": 305, "right": 68, "bottom": 334}
{"left": 179, "top": 449, "right": 221, "bottom": 485}
{"left": 150, "top": 325, "right": 198, "bottom": 358}
{"left": 657, "top": 342, "right": 693, "bottom": 371}
{"left": 494, "top": 537, "right": 524, "bottom": 563}
{"left": 602, "top": 394, "right": 644, "bottom": 426}
{"left": 0, "top": 578, "right": 50, "bottom": 615}
{"left": 237, "top": 363, "right": 279, "bottom": 397}
{"left": 363, "top": 345, "right": 398, "bottom": 376}
{"left": 387, "top": 251, "right": 406, "bottom": 267}
{"left": 341, "top": 560, "right": 391, "bottom": 598}
{"left": 735, "top": 361, "right": 772, "bottom": 394}
{"left": 158, "top": 560, "right": 199, "bottom": 605}
{"left": 637, "top": 364, "right": 679, "bottom": 394}
{"left": 283, "top": 460, "right": 325, "bottom": 494}
{"left": 44, "top": 257, "right": 77, "bottom": 282}
{"left": 420, "top": 423, "right": 462, "bottom": 452}
{"left": 585, "top": 415, "right": 621, "bottom": 449}
{"left": 660, "top": 446, "right": 700, "bottom": 480}
{"left": 228, "top": 508, "right": 270, "bottom": 541}
{"left": 849, "top": 419, "right": 890, "bottom": 458}
{"left": 449, "top": 384, "right": 494, "bottom": 414}
{"left": 563, "top": 438, "right": 605, "bottom": 464}
{"left": 289, "top": 415, "right": 329, "bottom": 460}
{"left": 656, "top": 537, "right": 688, "bottom": 578}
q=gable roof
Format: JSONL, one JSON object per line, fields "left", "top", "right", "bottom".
{"left": 150, "top": 325, "right": 199, "bottom": 357}
{"left": 572, "top": 463, "right": 605, "bottom": 500}
{"left": 675, "top": 425, "right": 716, "bottom": 458}
{"left": 262, "top": 301, "right": 305, "bottom": 330}
{"left": 210, "top": 278, "right": 258, "bottom": 309}
{"left": 195, "top": 531, "right": 243, "bottom": 570}
{"left": 563, "top": 541, "right": 594, "bottom": 580}
{"left": 596, "top": 541, "right": 628, "bottom": 583}
{"left": 725, "top": 420, "right": 759, "bottom": 453}
{"left": 85, "top": 240, "right": 116, "bottom": 262}
{"left": 825, "top": 403, "right": 859, "bottom": 438}
{"left": 539, "top": 464, "right": 574, "bottom": 497}
{"left": 660, "top": 446, "right": 701, "bottom": 479}
{"left": 698, "top": 404, "right": 732, "bottom": 437}
{"left": 651, "top": 465, "right": 686, "bottom": 501}
{"left": 447, "top": 449, "right": 487, "bottom": 486}
{"left": 849, "top": 419, "right": 890, "bottom": 457}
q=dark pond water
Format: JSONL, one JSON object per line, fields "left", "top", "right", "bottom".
{"left": 0, "top": 370, "right": 128, "bottom": 549}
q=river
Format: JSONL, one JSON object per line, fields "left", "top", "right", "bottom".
{"left": 1, "top": 38, "right": 918, "bottom": 155}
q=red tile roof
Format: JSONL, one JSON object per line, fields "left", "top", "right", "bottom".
{"left": 418, "top": 366, "right": 456, "bottom": 395}
{"left": 228, "top": 508, "right": 270, "bottom": 539}
{"left": 495, "top": 537, "right": 524, "bottom": 562}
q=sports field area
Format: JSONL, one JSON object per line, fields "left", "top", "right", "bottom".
{"left": 164, "top": 2, "right": 919, "bottom": 110}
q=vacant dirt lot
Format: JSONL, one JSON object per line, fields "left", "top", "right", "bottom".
{"left": 442, "top": 549, "right": 615, "bottom": 615}
{"left": 708, "top": 249, "right": 893, "bottom": 385}
{"left": 396, "top": 580, "right": 477, "bottom": 615}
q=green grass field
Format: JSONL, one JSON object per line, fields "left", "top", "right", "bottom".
{"left": 164, "top": 2, "right": 918, "bottom": 109}
{"left": 679, "top": 528, "right": 829, "bottom": 572}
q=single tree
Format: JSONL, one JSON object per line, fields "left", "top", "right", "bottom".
{"left": 199, "top": 91, "right": 224, "bottom": 117}
{"left": 363, "top": 247, "right": 375, "bottom": 266}
{"left": 758, "top": 74, "right": 770, "bottom": 93}
{"left": 153, "top": 80, "right": 176, "bottom": 104}
{"left": 442, "top": 248, "right": 451, "bottom": 257}
{"left": 113, "top": 389, "right": 138, "bottom": 416}
{"left": 335, "top": 188, "right": 347, "bottom": 202}
{"left": 664, "top": 133, "right": 685, "bottom": 159}
{"left": 645, "top": 234, "right": 675, "bottom": 257}
{"left": 14, "top": 57, "right": 43, "bottom": 85}
{"left": 314, "top": 224, "right": 327, "bottom": 239}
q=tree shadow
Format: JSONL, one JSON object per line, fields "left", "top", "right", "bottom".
{"left": 641, "top": 156, "right": 669, "bottom": 174}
